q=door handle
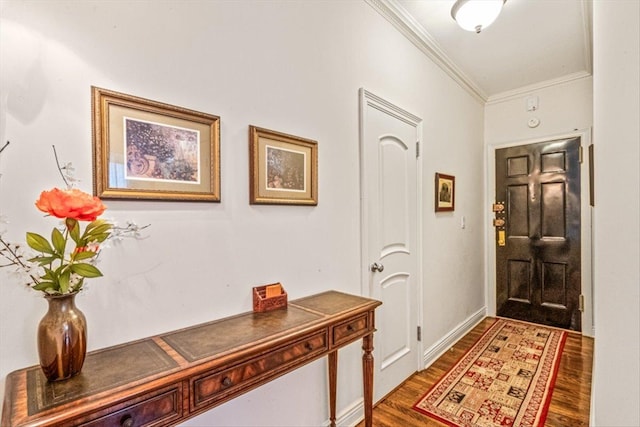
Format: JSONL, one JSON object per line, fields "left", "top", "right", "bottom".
{"left": 370, "top": 262, "right": 384, "bottom": 273}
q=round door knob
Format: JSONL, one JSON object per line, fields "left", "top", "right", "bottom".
{"left": 370, "top": 262, "right": 384, "bottom": 273}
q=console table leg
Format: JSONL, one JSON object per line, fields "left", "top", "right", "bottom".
{"left": 328, "top": 350, "right": 338, "bottom": 427}
{"left": 362, "top": 334, "right": 374, "bottom": 427}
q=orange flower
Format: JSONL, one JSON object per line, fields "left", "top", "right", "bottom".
{"left": 35, "top": 188, "right": 107, "bottom": 222}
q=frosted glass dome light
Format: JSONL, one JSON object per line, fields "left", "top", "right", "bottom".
{"left": 451, "top": 0, "right": 505, "bottom": 33}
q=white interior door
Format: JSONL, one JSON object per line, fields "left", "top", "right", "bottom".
{"left": 359, "top": 89, "right": 422, "bottom": 403}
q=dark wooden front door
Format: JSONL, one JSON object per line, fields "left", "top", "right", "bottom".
{"left": 495, "top": 137, "right": 582, "bottom": 331}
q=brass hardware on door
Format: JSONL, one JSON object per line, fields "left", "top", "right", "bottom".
{"left": 497, "top": 230, "right": 506, "bottom": 246}
{"left": 493, "top": 201, "right": 506, "bottom": 246}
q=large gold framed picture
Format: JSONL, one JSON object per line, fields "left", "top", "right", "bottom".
{"left": 92, "top": 87, "right": 220, "bottom": 201}
{"left": 249, "top": 126, "right": 318, "bottom": 205}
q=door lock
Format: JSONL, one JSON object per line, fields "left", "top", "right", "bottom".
{"left": 497, "top": 230, "right": 506, "bottom": 247}
{"left": 370, "top": 262, "right": 384, "bottom": 273}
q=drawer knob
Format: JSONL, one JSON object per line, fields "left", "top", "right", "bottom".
{"left": 121, "top": 415, "right": 134, "bottom": 427}
{"left": 222, "top": 376, "right": 233, "bottom": 387}
{"left": 347, "top": 324, "right": 355, "bottom": 332}
{"left": 305, "top": 342, "right": 314, "bottom": 351}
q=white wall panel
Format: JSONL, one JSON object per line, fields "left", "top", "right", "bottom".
{"left": 592, "top": 1, "right": 640, "bottom": 425}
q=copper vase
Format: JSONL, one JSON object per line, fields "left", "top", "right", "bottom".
{"left": 38, "top": 292, "right": 87, "bottom": 381}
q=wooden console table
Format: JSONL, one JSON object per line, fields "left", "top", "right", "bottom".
{"left": 2, "top": 291, "right": 381, "bottom": 427}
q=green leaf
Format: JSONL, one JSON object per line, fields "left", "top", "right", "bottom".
{"left": 90, "top": 233, "right": 111, "bottom": 243}
{"left": 51, "top": 227, "right": 66, "bottom": 255}
{"left": 28, "top": 255, "right": 58, "bottom": 266}
{"left": 73, "top": 251, "right": 98, "bottom": 261}
{"left": 52, "top": 263, "right": 69, "bottom": 280}
{"left": 70, "top": 263, "right": 103, "bottom": 278}
{"left": 83, "top": 224, "right": 112, "bottom": 242}
{"left": 88, "top": 223, "right": 111, "bottom": 235}
{"left": 32, "top": 281, "right": 56, "bottom": 291}
{"left": 85, "top": 219, "right": 109, "bottom": 234}
{"left": 41, "top": 269, "right": 56, "bottom": 281}
{"left": 68, "top": 219, "right": 81, "bottom": 244}
{"left": 58, "top": 270, "right": 70, "bottom": 294}
{"left": 26, "top": 232, "right": 55, "bottom": 254}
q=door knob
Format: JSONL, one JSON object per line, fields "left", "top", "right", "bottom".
{"left": 370, "top": 262, "right": 384, "bottom": 273}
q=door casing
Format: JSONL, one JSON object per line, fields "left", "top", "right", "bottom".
{"left": 486, "top": 129, "right": 594, "bottom": 337}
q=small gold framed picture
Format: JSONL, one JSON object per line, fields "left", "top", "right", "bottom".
{"left": 249, "top": 126, "right": 318, "bottom": 205}
{"left": 435, "top": 172, "right": 455, "bottom": 212}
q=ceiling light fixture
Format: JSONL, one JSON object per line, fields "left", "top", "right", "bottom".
{"left": 451, "top": 0, "right": 505, "bottom": 33}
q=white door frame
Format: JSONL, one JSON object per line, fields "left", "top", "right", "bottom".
{"left": 485, "top": 128, "right": 594, "bottom": 337}
{"left": 359, "top": 87, "right": 425, "bottom": 369}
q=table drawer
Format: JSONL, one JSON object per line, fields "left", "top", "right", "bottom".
{"left": 192, "top": 331, "right": 327, "bottom": 409}
{"left": 80, "top": 385, "right": 182, "bottom": 427}
{"left": 332, "top": 314, "right": 369, "bottom": 346}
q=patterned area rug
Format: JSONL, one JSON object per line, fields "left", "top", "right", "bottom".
{"left": 413, "top": 318, "right": 567, "bottom": 427}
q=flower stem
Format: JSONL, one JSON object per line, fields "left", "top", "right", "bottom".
{"left": 0, "top": 236, "right": 41, "bottom": 284}
{"left": 52, "top": 145, "right": 70, "bottom": 189}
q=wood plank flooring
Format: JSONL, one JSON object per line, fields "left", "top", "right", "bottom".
{"left": 357, "top": 317, "right": 593, "bottom": 427}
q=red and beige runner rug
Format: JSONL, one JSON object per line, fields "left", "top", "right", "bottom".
{"left": 413, "top": 318, "right": 567, "bottom": 427}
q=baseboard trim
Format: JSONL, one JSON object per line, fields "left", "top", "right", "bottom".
{"left": 421, "top": 308, "right": 487, "bottom": 368}
{"left": 327, "top": 397, "right": 364, "bottom": 427}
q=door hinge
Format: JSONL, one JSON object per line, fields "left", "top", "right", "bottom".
{"left": 579, "top": 146, "right": 584, "bottom": 164}
{"left": 417, "top": 326, "right": 422, "bottom": 342}
{"left": 579, "top": 294, "right": 585, "bottom": 312}
{"left": 416, "top": 141, "right": 420, "bottom": 158}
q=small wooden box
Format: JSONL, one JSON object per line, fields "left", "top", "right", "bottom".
{"left": 253, "top": 283, "right": 288, "bottom": 312}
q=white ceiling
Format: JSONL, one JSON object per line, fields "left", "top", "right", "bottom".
{"left": 373, "top": 0, "right": 592, "bottom": 101}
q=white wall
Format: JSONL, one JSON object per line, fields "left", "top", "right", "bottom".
{"left": 485, "top": 76, "right": 593, "bottom": 144}
{"left": 0, "top": 1, "right": 485, "bottom": 425}
{"left": 421, "top": 82, "right": 485, "bottom": 348}
{"left": 592, "top": 1, "right": 640, "bottom": 425}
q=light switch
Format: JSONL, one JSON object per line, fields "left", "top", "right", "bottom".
{"left": 526, "top": 95, "right": 539, "bottom": 112}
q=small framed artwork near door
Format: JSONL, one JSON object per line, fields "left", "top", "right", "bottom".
{"left": 435, "top": 172, "right": 455, "bottom": 212}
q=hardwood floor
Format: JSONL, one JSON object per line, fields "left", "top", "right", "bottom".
{"left": 356, "top": 317, "right": 594, "bottom": 427}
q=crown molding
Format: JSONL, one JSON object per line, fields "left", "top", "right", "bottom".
{"left": 365, "top": 0, "right": 488, "bottom": 103}
{"left": 486, "top": 71, "right": 593, "bottom": 104}
{"left": 366, "top": 0, "right": 593, "bottom": 105}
